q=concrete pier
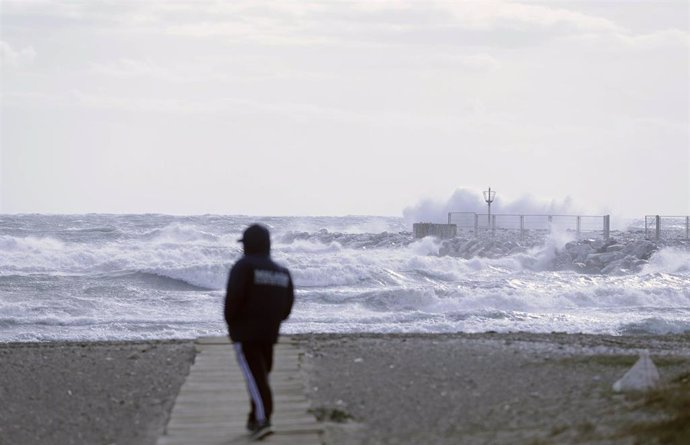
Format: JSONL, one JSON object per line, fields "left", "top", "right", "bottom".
{"left": 157, "top": 336, "right": 322, "bottom": 445}
{"left": 413, "top": 223, "right": 457, "bottom": 239}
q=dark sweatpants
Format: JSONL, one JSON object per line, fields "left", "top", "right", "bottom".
{"left": 233, "top": 342, "right": 274, "bottom": 423}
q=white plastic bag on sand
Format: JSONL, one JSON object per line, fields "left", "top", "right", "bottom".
{"left": 612, "top": 350, "right": 660, "bottom": 392}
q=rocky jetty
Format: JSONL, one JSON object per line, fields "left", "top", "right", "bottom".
{"left": 556, "top": 238, "right": 657, "bottom": 274}
{"left": 438, "top": 234, "right": 541, "bottom": 259}
{"left": 438, "top": 232, "right": 672, "bottom": 275}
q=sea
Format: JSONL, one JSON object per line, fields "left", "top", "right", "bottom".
{"left": 1, "top": 214, "right": 689, "bottom": 342}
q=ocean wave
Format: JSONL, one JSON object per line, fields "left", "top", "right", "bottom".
{"left": 2, "top": 214, "right": 689, "bottom": 341}
{"left": 297, "top": 270, "right": 690, "bottom": 312}
{"left": 0, "top": 234, "right": 65, "bottom": 251}
{"left": 145, "top": 223, "right": 221, "bottom": 244}
{"left": 641, "top": 248, "right": 690, "bottom": 274}
{"left": 105, "top": 271, "right": 217, "bottom": 291}
{"left": 141, "top": 266, "right": 228, "bottom": 290}
{"left": 0, "top": 232, "right": 236, "bottom": 285}
{"left": 618, "top": 317, "right": 690, "bottom": 335}
{"left": 278, "top": 230, "right": 412, "bottom": 250}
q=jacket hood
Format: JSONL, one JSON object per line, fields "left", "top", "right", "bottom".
{"left": 238, "top": 224, "right": 271, "bottom": 255}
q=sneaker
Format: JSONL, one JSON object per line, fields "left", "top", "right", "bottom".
{"left": 249, "top": 421, "right": 273, "bottom": 441}
{"left": 246, "top": 418, "right": 258, "bottom": 432}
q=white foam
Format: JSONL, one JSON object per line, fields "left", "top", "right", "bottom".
{"left": 0, "top": 234, "right": 65, "bottom": 252}
{"left": 642, "top": 247, "right": 690, "bottom": 274}
{"left": 148, "top": 223, "right": 220, "bottom": 244}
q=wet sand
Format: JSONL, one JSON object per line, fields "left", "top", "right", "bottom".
{"left": 1, "top": 334, "right": 688, "bottom": 445}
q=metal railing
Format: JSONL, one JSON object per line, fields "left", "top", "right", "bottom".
{"left": 448, "top": 212, "right": 610, "bottom": 239}
{"left": 644, "top": 215, "right": 690, "bottom": 240}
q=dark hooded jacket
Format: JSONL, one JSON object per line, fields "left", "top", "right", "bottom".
{"left": 224, "top": 225, "right": 294, "bottom": 343}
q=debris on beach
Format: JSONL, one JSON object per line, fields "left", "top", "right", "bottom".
{"left": 612, "top": 350, "right": 660, "bottom": 392}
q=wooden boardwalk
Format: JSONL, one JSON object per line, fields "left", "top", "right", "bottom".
{"left": 157, "top": 336, "right": 323, "bottom": 445}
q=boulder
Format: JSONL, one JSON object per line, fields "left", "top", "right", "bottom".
{"left": 601, "top": 256, "right": 638, "bottom": 275}
{"left": 566, "top": 243, "right": 594, "bottom": 263}
{"left": 622, "top": 240, "right": 657, "bottom": 260}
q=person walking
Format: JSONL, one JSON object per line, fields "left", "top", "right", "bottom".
{"left": 224, "top": 224, "right": 294, "bottom": 440}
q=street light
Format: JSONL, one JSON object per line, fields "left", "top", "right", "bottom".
{"left": 483, "top": 187, "right": 496, "bottom": 229}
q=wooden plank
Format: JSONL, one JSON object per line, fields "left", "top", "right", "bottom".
{"left": 156, "top": 336, "right": 322, "bottom": 445}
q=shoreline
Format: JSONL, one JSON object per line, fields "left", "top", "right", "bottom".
{"left": 4, "top": 330, "right": 690, "bottom": 344}
{"left": 1, "top": 333, "right": 688, "bottom": 445}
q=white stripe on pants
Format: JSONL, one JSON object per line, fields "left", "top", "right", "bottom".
{"left": 233, "top": 343, "right": 266, "bottom": 422}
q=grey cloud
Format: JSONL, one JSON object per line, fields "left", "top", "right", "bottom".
{"left": 2, "top": 0, "right": 686, "bottom": 216}
{"left": 0, "top": 40, "right": 36, "bottom": 67}
{"left": 5, "top": 1, "right": 684, "bottom": 52}
{"left": 152, "top": 1, "right": 686, "bottom": 53}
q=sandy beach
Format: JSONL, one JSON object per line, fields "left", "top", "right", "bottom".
{"left": 1, "top": 333, "right": 688, "bottom": 445}
{"left": 0, "top": 340, "right": 196, "bottom": 445}
{"left": 297, "top": 333, "right": 690, "bottom": 445}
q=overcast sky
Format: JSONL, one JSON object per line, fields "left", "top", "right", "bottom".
{"left": 1, "top": 0, "right": 688, "bottom": 217}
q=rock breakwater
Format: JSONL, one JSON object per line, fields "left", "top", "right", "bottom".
{"left": 438, "top": 234, "right": 677, "bottom": 275}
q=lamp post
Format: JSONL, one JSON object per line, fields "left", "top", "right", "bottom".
{"left": 483, "top": 187, "right": 496, "bottom": 230}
